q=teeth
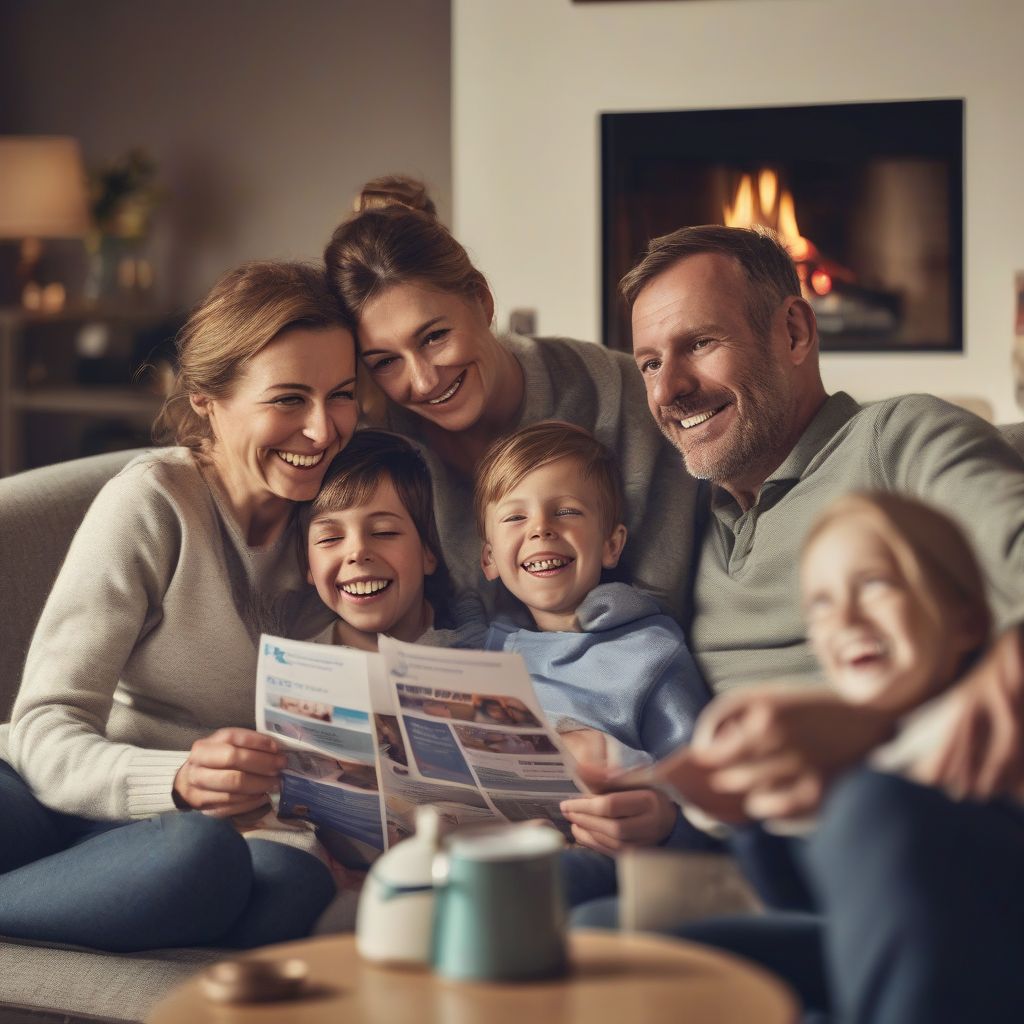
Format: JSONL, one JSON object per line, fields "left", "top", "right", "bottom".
{"left": 340, "top": 579, "right": 390, "bottom": 596}
{"left": 842, "top": 639, "right": 886, "bottom": 665}
{"left": 276, "top": 450, "right": 324, "bottom": 468}
{"left": 678, "top": 409, "right": 717, "bottom": 430}
{"left": 523, "top": 558, "right": 570, "bottom": 572}
{"left": 428, "top": 373, "right": 463, "bottom": 405}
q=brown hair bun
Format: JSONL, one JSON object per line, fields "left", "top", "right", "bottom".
{"left": 326, "top": 177, "right": 487, "bottom": 317}
{"left": 354, "top": 174, "right": 437, "bottom": 218}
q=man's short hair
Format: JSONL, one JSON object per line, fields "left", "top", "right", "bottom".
{"left": 474, "top": 421, "right": 624, "bottom": 538}
{"left": 619, "top": 225, "right": 802, "bottom": 340}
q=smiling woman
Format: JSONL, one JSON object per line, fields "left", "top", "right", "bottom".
{"left": 186, "top": 325, "right": 357, "bottom": 546}
{"left": 1, "top": 262, "right": 357, "bottom": 953}
{"left": 324, "top": 176, "right": 697, "bottom": 623}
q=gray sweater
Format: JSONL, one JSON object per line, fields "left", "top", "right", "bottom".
{"left": 382, "top": 333, "right": 697, "bottom": 625}
{"left": 693, "top": 392, "right": 1024, "bottom": 692}
{"left": 4, "top": 448, "right": 333, "bottom": 821}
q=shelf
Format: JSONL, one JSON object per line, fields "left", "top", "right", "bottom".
{"left": 0, "top": 305, "right": 166, "bottom": 327}
{"left": 1, "top": 306, "right": 176, "bottom": 475}
{"left": 10, "top": 388, "right": 163, "bottom": 417}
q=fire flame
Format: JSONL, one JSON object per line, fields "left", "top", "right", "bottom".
{"left": 724, "top": 169, "right": 811, "bottom": 262}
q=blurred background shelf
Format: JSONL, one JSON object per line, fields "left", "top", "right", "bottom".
{"left": 10, "top": 387, "right": 163, "bottom": 416}
{"left": 0, "top": 306, "right": 178, "bottom": 476}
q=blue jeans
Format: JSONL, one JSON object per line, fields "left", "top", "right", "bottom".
{"left": 561, "top": 847, "right": 618, "bottom": 908}
{"left": 577, "top": 770, "right": 1024, "bottom": 1024}
{"left": 0, "top": 761, "right": 336, "bottom": 951}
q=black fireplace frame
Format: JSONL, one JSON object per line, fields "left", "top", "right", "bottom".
{"left": 600, "top": 99, "right": 964, "bottom": 354}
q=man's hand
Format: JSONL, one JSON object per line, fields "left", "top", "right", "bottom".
{"left": 644, "top": 745, "right": 751, "bottom": 824}
{"left": 173, "top": 727, "right": 286, "bottom": 817}
{"left": 691, "top": 686, "right": 897, "bottom": 820}
{"left": 915, "top": 625, "right": 1024, "bottom": 800}
{"left": 559, "top": 788, "right": 677, "bottom": 854}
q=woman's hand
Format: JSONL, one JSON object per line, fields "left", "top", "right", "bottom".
{"left": 915, "top": 625, "right": 1024, "bottom": 800}
{"left": 173, "top": 728, "right": 287, "bottom": 817}
{"left": 559, "top": 787, "right": 678, "bottom": 854}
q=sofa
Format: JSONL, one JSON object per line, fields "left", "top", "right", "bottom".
{"left": 0, "top": 450, "right": 227, "bottom": 1024}
{"left": 4, "top": 422, "right": 1024, "bottom": 1022}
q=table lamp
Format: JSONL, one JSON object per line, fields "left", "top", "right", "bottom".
{"left": 0, "top": 135, "right": 91, "bottom": 311}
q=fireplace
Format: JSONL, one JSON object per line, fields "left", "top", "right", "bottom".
{"left": 601, "top": 99, "right": 964, "bottom": 354}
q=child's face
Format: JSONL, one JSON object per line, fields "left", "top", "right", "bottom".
{"left": 307, "top": 477, "right": 437, "bottom": 642}
{"left": 480, "top": 457, "right": 627, "bottom": 631}
{"left": 801, "top": 517, "right": 973, "bottom": 712}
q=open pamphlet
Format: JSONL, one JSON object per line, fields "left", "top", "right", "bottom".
{"left": 255, "top": 633, "right": 591, "bottom": 859}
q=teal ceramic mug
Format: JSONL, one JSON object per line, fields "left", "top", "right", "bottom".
{"left": 431, "top": 823, "right": 568, "bottom": 982}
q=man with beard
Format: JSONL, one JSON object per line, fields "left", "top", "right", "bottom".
{"left": 614, "top": 225, "right": 1024, "bottom": 1024}
{"left": 625, "top": 226, "right": 1023, "bottom": 693}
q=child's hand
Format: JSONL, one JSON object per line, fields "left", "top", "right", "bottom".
{"left": 559, "top": 788, "right": 677, "bottom": 853}
{"left": 559, "top": 727, "right": 610, "bottom": 767}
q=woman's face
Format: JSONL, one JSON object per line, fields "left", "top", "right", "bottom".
{"left": 801, "top": 517, "right": 975, "bottom": 713}
{"left": 197, "top": 325, "right": 358, "bottom": 508}
{"left": 357, "top": 282, "right": 502, "bottom": 432}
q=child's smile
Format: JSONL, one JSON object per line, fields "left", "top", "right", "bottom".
{"left": 307, "top": 477, "right": 436, "bottom": 644}
{"left": 521, "top": 553, "right": 576, "bottom": 576}
{"left": 481, "top": 457, "right": 626, "bottom": 633}
{"left": 801, "top": 516, "right": 976, "bottom": 713}
{"left": 337, "top": 576, "right": 393, "bottom": 599}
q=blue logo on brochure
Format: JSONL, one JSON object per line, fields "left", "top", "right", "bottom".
{"left": 263, "top": 643, "right": 288, "bottom": 664}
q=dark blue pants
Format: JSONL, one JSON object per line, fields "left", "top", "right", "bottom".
{"left": 806, "top": 769, "right": 1024, "bottom": 1023}
{"left": 0, "top": 761, "right": 336, "bottom": 951}
{"left": 573, "top": 770, "right": 1024, "bottom": 1024}
{"left": 561, "top": 846, "right": 619, "bottom": 907}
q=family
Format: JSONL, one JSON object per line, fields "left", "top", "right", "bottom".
{"left": 2, "top": 175, "right": 1023, "bottom": 1023}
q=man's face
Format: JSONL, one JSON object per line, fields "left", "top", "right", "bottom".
{"left": 631, "top": 253, "right": 795, "bottom": 497}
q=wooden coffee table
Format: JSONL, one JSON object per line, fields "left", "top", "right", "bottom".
{"left": 147, "top": 930, "right": 798, "bottom": 1023}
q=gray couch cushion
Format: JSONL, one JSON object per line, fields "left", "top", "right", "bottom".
{"left": 0, "top": 449, "right": 143, "bottom": 723}
{"left": 0, "top": 938, "right": 222, "bottom": 1022}
{"left": 999, "top": 420, "right": 1024, "bottom": 458}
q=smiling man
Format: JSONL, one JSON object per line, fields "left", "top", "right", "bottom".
{"left": 631, "top": 243, "right": 824, "bottom": 508}
{"left": 617, "top": 225, "right": 1024, "bottom": 1023}
{"left": 623, "top": 226, "right": 1024, "bottom": 694}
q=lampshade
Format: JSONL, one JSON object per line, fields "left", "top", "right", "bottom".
{"left": 0, "top": 136, "right": 90, "bottom": 239}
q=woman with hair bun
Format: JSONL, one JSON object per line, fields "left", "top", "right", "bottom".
{"left": 324, "top": 175, "right": 695, "bottom": 623}
{"left": 0, "top": 262, "right": 358, "bottom": 951}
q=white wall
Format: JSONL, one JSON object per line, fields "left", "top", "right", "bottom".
{"left": 453, "top": 0, "right": 1024, "bottom": 422}
{"left": 1, "top": 0, "right": 451, "bottom": 308}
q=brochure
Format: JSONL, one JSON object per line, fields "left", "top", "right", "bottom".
{"left": 255, "top": 633, "right": 588, "bottom": 856}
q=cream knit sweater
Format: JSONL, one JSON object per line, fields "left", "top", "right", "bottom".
{"left": 3, "top": 448, "right": 333, "bottom": 822}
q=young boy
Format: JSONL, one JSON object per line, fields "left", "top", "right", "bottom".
{"left": 303, "top": 429, "right": 485, "bottom": 651}
{"left": 474, "top": 421, "right": 715, "bottom": 899}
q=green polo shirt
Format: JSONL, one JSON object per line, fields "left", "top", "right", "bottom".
{"left": 691, "top": 392, "right": 1024, "bottom": 693}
